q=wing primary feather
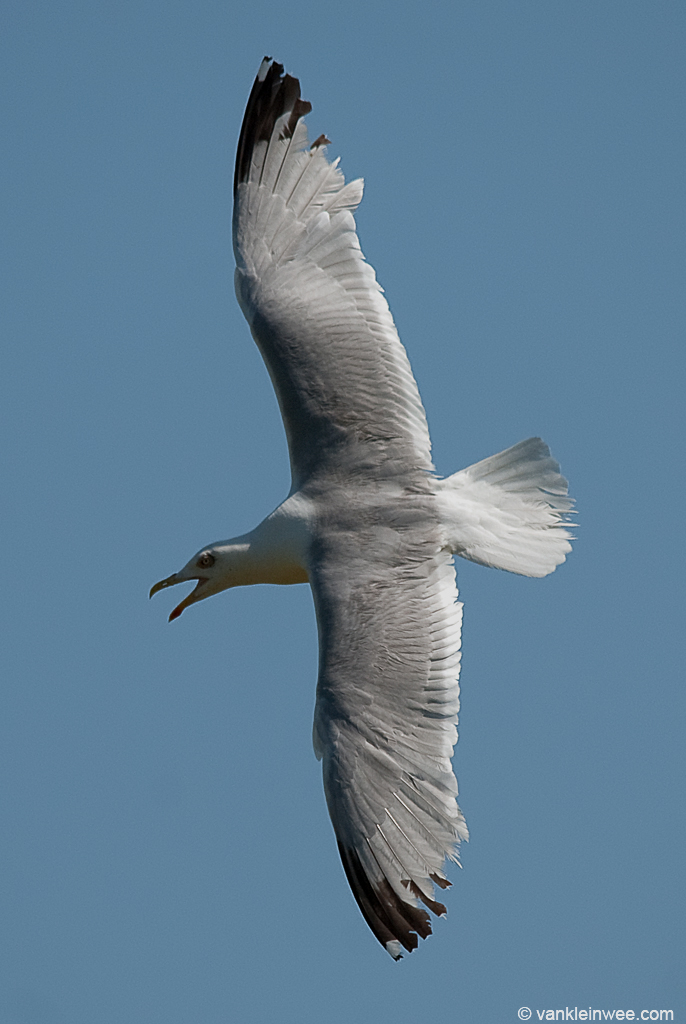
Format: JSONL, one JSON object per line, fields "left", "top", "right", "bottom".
{"left": 337, "top": 840, "right": 433, "bottom": 957}
{"left": 361, "top": 837, "right": 434, "bottom": 945}
{"left": 374, "top": 821, "right": 411, "bottom": 879}
{"left": 234, "top": 59, "right": 312, "bottom": 193}
{"left": 404, "top": 880, "right": 447, "bottom": 917}
{"left": 392, "top": 791, "right": 458, "bottom": 855}
{"left": 336, "top": 842, "right": 408, "bottom": 956}
{"left": 384, "top": 808, "right": 437, "bottom": 881}
{"left": 270, "top": 119, "right": 298, "bottom": 194}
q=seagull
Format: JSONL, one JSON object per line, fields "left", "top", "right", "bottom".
{"left": 151, "top": 58, "right": 574, "bottom": 959}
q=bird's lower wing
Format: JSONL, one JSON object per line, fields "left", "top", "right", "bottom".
{"left": 310, "top": 523, "right": 467, "bottom": 958}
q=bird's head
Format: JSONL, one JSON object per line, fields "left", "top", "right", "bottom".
{"left": 150, "top": 539, "right": 252, "bottom": 621}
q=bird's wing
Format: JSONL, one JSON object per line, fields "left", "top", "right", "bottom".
{"left": 309, "top": 514, "right": 467, "bottom": 958}
{"left": 233, "top": 59, "right": 433, "bottom": 489}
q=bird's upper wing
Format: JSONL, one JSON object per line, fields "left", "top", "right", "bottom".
{"left": 309, "top": 505, "right": 467, "bottom": 958}
{"left": 233, "top": 59, "right": 433, "bottom": 489}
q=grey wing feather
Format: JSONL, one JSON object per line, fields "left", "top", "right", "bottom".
{"left": 233, "top": 59, "right": 433, "bottom": 489}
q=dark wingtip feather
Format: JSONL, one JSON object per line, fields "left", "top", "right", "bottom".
{"left": 337, "top": 842, "right": 436, "bottom": 957}
{"left": 310, "top": 133, "right": 331, "bottom": 149}
{"left": 234, "top": 58, "right": 312, "bottom": 194}
{"left": 404, "top": 879, "right": 448, "bottom": 917}
{"left": 430, "top": 871, "right": 452, "bottom": 890}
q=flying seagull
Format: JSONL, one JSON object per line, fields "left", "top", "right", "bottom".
{"left": 151, "top": 58, "right": 574, "bottom": 959}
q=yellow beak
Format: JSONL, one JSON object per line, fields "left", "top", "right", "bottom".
{"left": 149, "top": 573, "right": 180, "bottom": 599}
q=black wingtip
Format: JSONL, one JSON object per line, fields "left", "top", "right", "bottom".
{"left": 337, "top": 841, "right": 434, "bottom": 957}
{"left": 234, "top": 58, "right": 312, "bottom": 194}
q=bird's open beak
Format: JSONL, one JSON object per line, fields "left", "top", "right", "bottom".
{"left": 149, "top": 574, "right": 207, "bottom": 622}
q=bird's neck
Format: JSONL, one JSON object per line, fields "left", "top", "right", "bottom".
{"left": 220, "top": 494, "right": 311, "bottom": 587}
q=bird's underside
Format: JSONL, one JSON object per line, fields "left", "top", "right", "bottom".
{"left": 152, "top": 58, "right": 575, "bottom": 960}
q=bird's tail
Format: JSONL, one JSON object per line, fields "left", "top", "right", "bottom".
{"left": 437, "top": 438, "right": 575, "bottom": 577}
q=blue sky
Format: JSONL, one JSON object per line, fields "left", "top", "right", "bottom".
{"left": 2, "top": 2, "right": 684, "bottom": 1022}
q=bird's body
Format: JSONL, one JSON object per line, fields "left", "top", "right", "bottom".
{"left": 152, "top": 59, "right": 574, "bottom": 959}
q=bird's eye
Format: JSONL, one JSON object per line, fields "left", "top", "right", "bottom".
{"left": 197, "top": 552, "right": 215, "bottom": 569}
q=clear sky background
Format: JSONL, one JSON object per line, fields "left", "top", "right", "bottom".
{"left": 2, "top": 3, "right": 684, "bottom": 1022}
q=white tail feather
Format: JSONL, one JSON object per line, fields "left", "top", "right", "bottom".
{"left": 438, "top": 438, "right": 575, "bottom": 577}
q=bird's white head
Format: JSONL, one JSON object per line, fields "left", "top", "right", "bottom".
{"left": 150, "top": 538, "right": 253, "bottom": 621}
